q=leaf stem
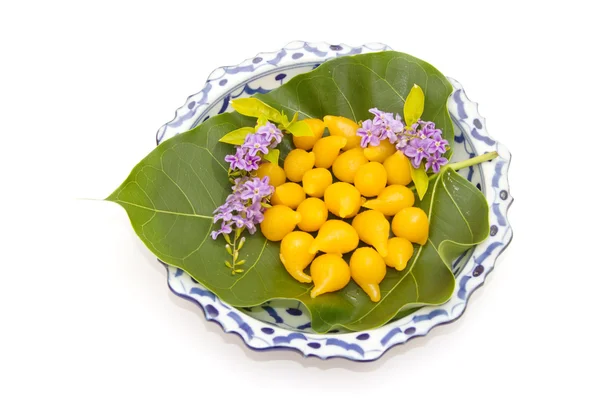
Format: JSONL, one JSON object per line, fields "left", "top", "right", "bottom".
{"left": 448, "top": 151, "right": 499, "bottom": 172}
{"left": 408, "top": 151, "right": 499, "bottom": 190}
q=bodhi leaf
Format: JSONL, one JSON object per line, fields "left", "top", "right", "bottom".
{"left": 107, "top": 51, "right": 479, "bottom": 333}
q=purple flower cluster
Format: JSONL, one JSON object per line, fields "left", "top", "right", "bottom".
{"left": 224, "top": 122, "right": 283, "bottom": 172}
{"left": 357, "top": 108, "right": 449, "bottom": 173}
{"left": 357, "top": 108, "right": 404, "bottom": 147}
{"left": 211, "top": 176, "right": 273, "bottom": 239}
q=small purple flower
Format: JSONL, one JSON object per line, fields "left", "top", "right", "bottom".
{"left": 369, "top": 107, "right": 386, "bottom": 122}
{"left": 394, "top": 114, "right": 405, "bottom": 131}
{"left": 245, "top": 221, "right": 257, "bottom": 235}
{"left": 242, "top": 134, "right": 270, "bottom": 157}
{"left": 395, "top": 135, "right": 409, "bottom": 150}
{"left": 231, "top": 215, "right": 246, "bottom": 229}
{"left": 231, "top": 177, "right": 247, "bottom": 193}
{"left": 404, "top": 138, "right": 432, "bottom": 168}
{"left": 382, "top": 118, "right": 404, "bottom": 142}
{"left": 213, "top": 210, "right": 233, "bottom": 223}
{"left": 245, "top": 154, "right": 262, "bottom": 171}
{"left": 429, "top": 128, "right": 443, "bottom": 139}
{"left": 373, "top": 109, "right": 399, "bottom": 135}
{"left": 424, "top": 129, "right": 441, "bottom": 140}
{"left": 357, "top": 119, "right": 382, "bottom": 148}
{"left": 240, "top": 176, "right": 273, "bottom": 201}
{"left": 256, "top": 122, "right": 283, "bottom": 146}
{"left": 251, "top": 214, "right": 264, "bottom": 225}
{"left": 384, "top": 132, "right": 399, "bottom": 144}
{"left": 246, "top": 202, "right": 265, "bottom": 223}
{"left": 418, "top": 120, "right": 442, "bottom": 141}
{"left": 214, "top": 201, "right": 232, "bottom": 215}
{"left": 224, "top": 147, "right": 248, "bottom": 171}
{"left": 429, "top": 130, "right": 443, "bottom": 142}
{"left": 421, "top": 138, "right": 436, "bottom": 155}
{"left": 425, "top": 153, "right": 448, "bottom": 173}
{"left": 403, "top": 122, "right": 419, "bottom": 135}
{"left": 210, "top": 221, "right": 233, "bottom": 240}
{"left": 227, "top": 197, "right": 246, "bottom": 212}
{"left": 233, "top": 213, "right": 258, "bottom": 234}
{"left": 430, "top": 137, "right": 449, "bottom": 155}
{"left": 419, "top": 120, "right": 436, "bottom": 131}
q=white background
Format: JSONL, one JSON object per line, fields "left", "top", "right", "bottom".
{"left": 1, "top": 1, "right": 599, "bottom": 399}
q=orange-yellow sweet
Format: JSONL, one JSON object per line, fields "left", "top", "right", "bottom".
{"left": 391, "top": 207, "right": 429, "bottom": 245}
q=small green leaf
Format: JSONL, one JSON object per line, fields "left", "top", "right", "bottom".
{"left": 286, "top": 121, "right": 314, "bottom": 137}
{"left": 256, "top": 115, "right": 269, "bottom": 128}
{"left": 230, "top": 98, "right": 282, "bottom": 122}
{"left": 279, "top": 111, "right": 301, "bottom": 130}
{"left": 218, "top": 127, "right": 255, "bottom": 145}
{"left": 404, "top": 84, "right": 425, "bottom": 126}
{"left": 410, "top": 163, "right": 429, "bottom": 200}
{"left": 279, "top": 113, "right": 290, "bottom": 128}
{"left": 262, "top": 149, "right": 280, "bottom": 165}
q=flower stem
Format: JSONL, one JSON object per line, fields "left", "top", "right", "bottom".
{"left": 225, "top": 228, "right": 246, "bottom": 275}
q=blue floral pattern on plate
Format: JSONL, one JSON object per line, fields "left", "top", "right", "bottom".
{"left": 156, "top": 41, "right": 513, "bottom": 361}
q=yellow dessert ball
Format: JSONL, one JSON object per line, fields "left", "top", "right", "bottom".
{"left": 296, "top": 197, "right": 328, "bottom": 232}
{"left": 383, "top": 151, "right": 412, "bottom": 186}
{"left": 354, "top": 162, "right": 387, "bottom": 197}
{"left": 302, "top": 168, "right": 333, "bottom": 198}
{"left": 284, "top": 149, "right": 315, "bottom": 182}
{"left": 271, "top": 182, "right": 306, "bottom": 209}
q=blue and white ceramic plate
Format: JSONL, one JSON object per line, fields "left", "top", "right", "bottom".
{"left": 157, "top": 41, "right": 513, "bottom": 361}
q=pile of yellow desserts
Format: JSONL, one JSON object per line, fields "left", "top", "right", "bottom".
{"left": 256, "top": 116, "right": 429, "bottom": 302}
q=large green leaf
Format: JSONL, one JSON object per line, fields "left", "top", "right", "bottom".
{"left": 107, "top": 51, "right": 484, "bottom": 333}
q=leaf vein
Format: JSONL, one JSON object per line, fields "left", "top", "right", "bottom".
{"left": 112, "top": 200, "right": 212, "bottom": 219}
{"left": 442, "top": 175, "right": 474, "bottom": 241}
{"left": 183, "top": 225, "right": 213, "bottom": 260}
{"left": 170, "top": 144, "right": 219, "bottom": 208}
{"left": 159, "top": 153, "right": 198, "bottom": 214}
